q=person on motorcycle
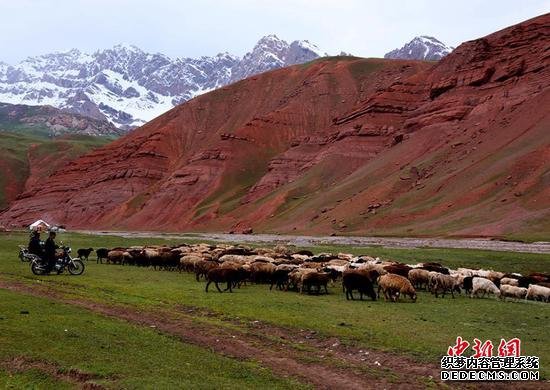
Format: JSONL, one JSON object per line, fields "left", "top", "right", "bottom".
{"left": 44, "top": 231, "right": 59, "bottom": 273}
{"left": 28, "top": 231, "right": 43, "bottom": 256}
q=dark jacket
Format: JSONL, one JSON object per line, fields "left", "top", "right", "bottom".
{"left": 28, "top": 236, "right": 43, "bottom": 256}
{"left": 44, "top": 237, "right": 58, "bottom": 261}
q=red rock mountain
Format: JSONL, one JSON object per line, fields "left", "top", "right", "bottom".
{"left": 2, "top": 14, "right": 549, "bottom": 239}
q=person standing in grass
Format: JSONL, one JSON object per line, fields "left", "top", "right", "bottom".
{"left": 44, "top": 231, "right": 58, "bottom": 274}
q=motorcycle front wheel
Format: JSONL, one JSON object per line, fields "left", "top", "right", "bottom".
{"left": 31, "top": 262, "right": 46, "bottom": 275}
{"left": 68, "top": 259, "right": 85, "bottom": 275}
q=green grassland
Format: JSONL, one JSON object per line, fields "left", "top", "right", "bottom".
{"left": 0, "top": 231, "right": 549, "bottom": 385}
{"left": 0, "top": 131, "right": 112, "bottom": 209}
{"left": 0, "top": 289, "right": 304, "bottom": 389}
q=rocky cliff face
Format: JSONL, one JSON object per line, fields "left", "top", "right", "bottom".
{"left": 0, "top": 102, "right": 121, "bottom": 136}
{"left": 0, "top": 36, "right": 325, "bottom": 130}
{"left": 1, "top": 14, "right": 549, "bottom": 238}
{"left": 384, "top": 36, "right": 453, "bottom": 61}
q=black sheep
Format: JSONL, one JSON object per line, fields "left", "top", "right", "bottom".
{"left": 77, "top": 247, "right": 94, "bottom": 261}
{"left": 95, "top": 248, "right": 109, "bottom": 264}
{"left": 343, "top": 270, "right": 377, "bottom": 301}
{"left": 462, "top": 276, "right": 473, "bottom": 294}
{"left": 270, "top": 268, "right": 291, "bottom": 291}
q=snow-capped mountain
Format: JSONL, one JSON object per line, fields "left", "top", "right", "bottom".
{"left": 384, "top": 36, "right": 453, "bottom": 61}
{"left": 0, "top": 36, "right": 325, "bottom": 130}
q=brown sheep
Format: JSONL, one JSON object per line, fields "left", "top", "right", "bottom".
{"left": 378, "top": 274, "right": 417, "bottom": 302}
{"left": 408, "top": 268, "right": 431, "bottom": 290}
{"left": 249, "top": 261, "right": 276, "bottom": 283}
{"left": 270, "top": 267, "right": 293, "bottom": 290}
{"left": 300, "top": 272, "right": 330, "bottom": 294}
{"left": 431, "top": 274, "right": 461, "bottom": 298}
{"left": 205, "top": 268, "right": 241, "bottom": 293}
{"left": 179, "top": 254, "right": 202, "bottom": 273}
{"left": 194, "top": 259, "right": 219, "bottom": 281}
{"left": 287, "top": 268, "right": 316, "bottom": 291}
{"left": 107, "top": 250, "right": 125, "bottom": 265}
{"left": 383, "top": 264, "right": 412, "bottom": 278}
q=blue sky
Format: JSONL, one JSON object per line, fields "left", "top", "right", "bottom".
{"left": 1, "top": 0, "right": 548, "bottom": 64}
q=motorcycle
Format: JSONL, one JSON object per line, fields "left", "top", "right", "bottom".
{"left": 27, "top": 244, "right": 85, "bottom": 276}
{"left": 18, "top": 245, "right": 41, "bottom": 263}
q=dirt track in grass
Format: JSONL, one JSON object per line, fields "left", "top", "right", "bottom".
{"left": 1, "top": 356, "right": 106, "bottom": 389}
{"left": 1, "top": 279, "right": 546, "bottom": 389}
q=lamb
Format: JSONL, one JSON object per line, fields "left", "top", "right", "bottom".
{"left": 526, "top": 284, "right": 550, "bottom": 302}
{"left": 77, "top": 248, "right": 94, "bottom": 261}
{"left": 408, "top": 268, "right": 431, "bottom": 290}
{"left": 499, "top": 285, "right": 528, "bottom": 301}
{"left": 471, "top": 277, "right": 500, "bottom": 299}
{"left": 342, "top": 270, "right": 377, "bottom": 301}
{"left": 377, "top": 274, "right": 417, "bottom": 302}
{"left": 205, "top": 268, "right": 241, "bottom": 293}
{"left": 96, "top": 248, "right": 109, "bottom": 264}
{"left": 431, "top": 274, "right": 461, "bottom": 298}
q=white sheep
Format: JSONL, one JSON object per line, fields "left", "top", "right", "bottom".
{"left": 471, "top": 277, "right": 500, "bottom": 299}
{"left": 499, "top": 285, "right": 528, "bottom": 300}
{"left": 526, "top": 284, "right": 550, "bottom": 302}
{"left": 500, "top": 277, "right": 519, "bottom": 287}
{"left": 456, "top": 268, "right": 475, "bottom": 277}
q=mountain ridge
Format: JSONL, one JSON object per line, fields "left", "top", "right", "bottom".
{"left": 384, "top": 35, "right": 453, "bottom": 61}
{"left": 0, "top": 36, "right": 325, "bottom": 130}
{"left": 1, "top": 13, "right": 549, "bottom": 239}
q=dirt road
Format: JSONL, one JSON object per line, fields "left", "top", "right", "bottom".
{"left": 78, "top": 231, "right": 550, "bottom": 254}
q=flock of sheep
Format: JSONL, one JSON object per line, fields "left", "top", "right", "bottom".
{"left": 81, "top": 243, "right": 550, "bottom": 303}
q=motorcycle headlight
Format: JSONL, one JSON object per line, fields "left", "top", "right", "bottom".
{"left": 67, "top": 247, "right": 71, "bottom": 253}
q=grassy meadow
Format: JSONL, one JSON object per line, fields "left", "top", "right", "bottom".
{"left": 0, "top": 230, "right": 549, "bottom": 387}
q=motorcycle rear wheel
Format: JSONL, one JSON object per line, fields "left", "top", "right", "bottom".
{"left": 68, "top": 259, "right": 85, "bottom": 275}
